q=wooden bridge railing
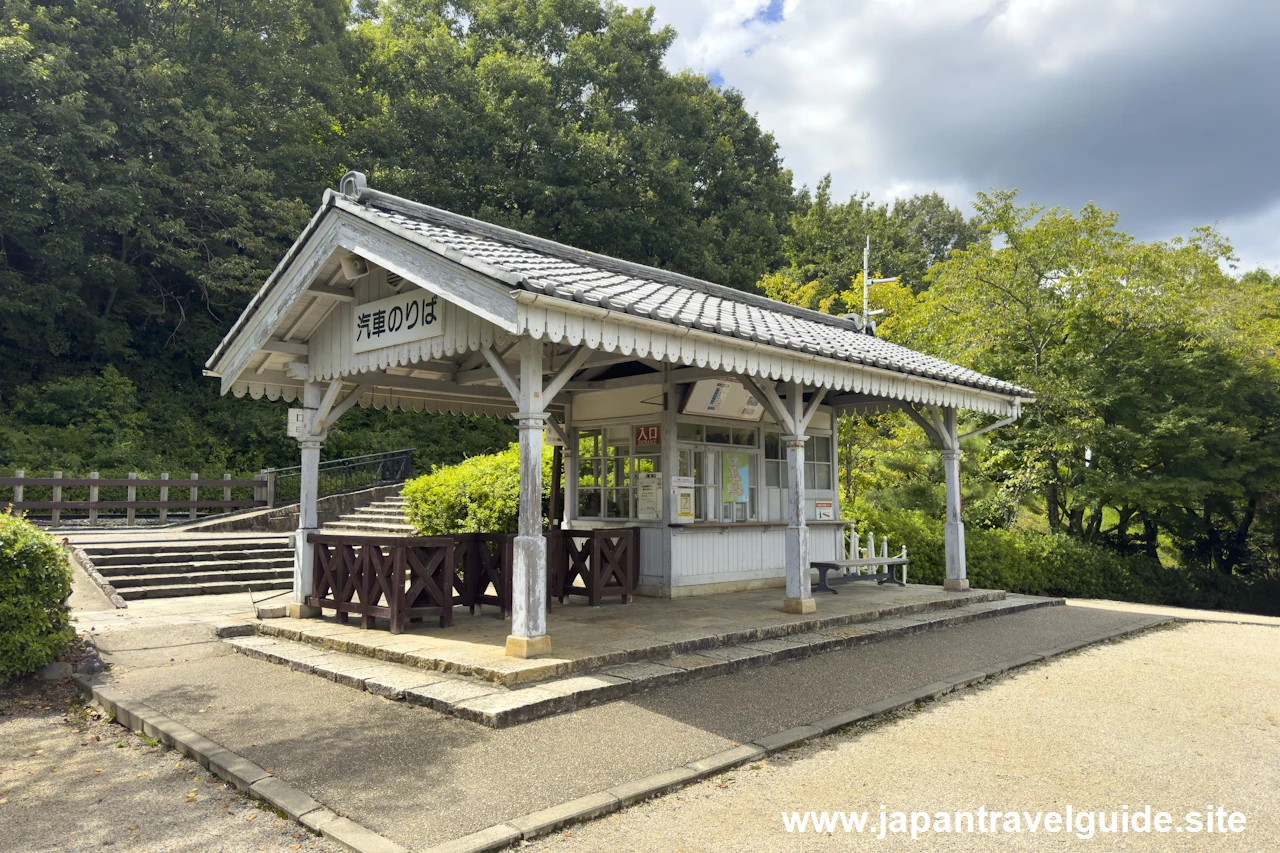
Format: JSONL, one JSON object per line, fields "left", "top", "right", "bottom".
{"left": 306, "top": 527, "right": 639, "bottom": 631}
{"left": 0, "top": 470, "right": 267, "bottom": 526}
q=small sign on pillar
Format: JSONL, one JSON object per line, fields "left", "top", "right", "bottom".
{"left": 287, "top": 408, "right": 309, "bottom": 438}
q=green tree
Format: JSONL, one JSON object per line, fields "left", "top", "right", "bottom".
{"left": 771, "top": 175, "right": 977, "bottom": 307}
{"left": 350, "top": 0, "right": 795, "bottom": 290}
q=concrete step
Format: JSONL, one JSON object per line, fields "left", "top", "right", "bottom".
{"left": 109, "top": 568, "right": 293, "bottom": 589}
{"left": 323, "top": 520, "right": 416, "bottom": 533}
{"left": 119, "top": 578, "right": 292, "bottom": 600}
{"left": 89, "top": 549, "right": 293, "bottom": 568}
{"left": 349, "top": 509, "right": 408, "bottom": 519}
{"left": 227, "top": 594, "right": 1078, "bottom": 727}
{"left": 96, "top": 557, "right": 294, "bottom": 578}
{"left": 79, "top": 539, "right": 289, "bottom": 559}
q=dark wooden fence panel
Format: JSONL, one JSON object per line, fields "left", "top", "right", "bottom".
{"left": 308, "top": 534, "right": 455, "bottom": 634}
{"left": 1, "top": 471, "right": 266, "bottom": 525}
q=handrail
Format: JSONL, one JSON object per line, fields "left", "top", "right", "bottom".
{"left": 264, "top": 448, "right": 414, "bottom": 507}
{"left": 262, "top": 448, "right": 416, "bottom": 476}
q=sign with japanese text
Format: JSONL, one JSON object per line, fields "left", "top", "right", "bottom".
{"left": 680, "top": 378, "right": 764, "bottom": 421}
{"left": 353, "top": 289, "right": 444, "bottom": 354}
{"left": 637, "top": 472, "right": 662, "bottom": 520}
{"left": 635, "top": 425, "right": 661, "bottom": 447}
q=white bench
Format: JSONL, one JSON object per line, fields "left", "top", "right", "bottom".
{"left": 811, "top": 526, "right": 908, "bottom": 593}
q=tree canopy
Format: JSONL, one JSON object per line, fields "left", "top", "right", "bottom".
{"left": 0, "top": 0, "right": 793, "bottom": 474}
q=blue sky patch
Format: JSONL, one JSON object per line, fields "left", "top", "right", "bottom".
{"left": 744, "top": 0, "right": 785, "bottom": 26}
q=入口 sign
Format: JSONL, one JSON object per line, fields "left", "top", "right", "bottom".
{"left": 353, "top": 289, "right": 445, "bottom": 354}
{"left": 635, "top": 425, "right": 661, "bottom": 447}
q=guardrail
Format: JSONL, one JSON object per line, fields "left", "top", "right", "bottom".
{"left": 261, "top": 448, "right": 414, "bottom": 507}
{"left": 0, "top": 471, "right": 266, "bottom": 526}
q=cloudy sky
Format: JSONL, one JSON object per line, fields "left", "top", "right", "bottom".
{"left": 624, "top": 0, "right": 1280, "bottom": 273}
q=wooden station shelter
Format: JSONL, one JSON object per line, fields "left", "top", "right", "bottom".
{"left": 206, "top": 172, "right": 1029, "bottom": 658}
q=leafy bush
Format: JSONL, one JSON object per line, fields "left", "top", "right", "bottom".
{"left": 403, "top": 444, "right": 553, "bottom": 535}
{"left": 1, "top": 512, "right": 74, "bottom": 681}
{"left": 858, "top": 505, "right": 1280, "bottom": 616}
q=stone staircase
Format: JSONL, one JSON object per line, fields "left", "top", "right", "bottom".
{"left": 321, "top": 495, "right": 413, "bottom": 535}
{"left": 75, "top": 535, "right": 294, "bottom": 601}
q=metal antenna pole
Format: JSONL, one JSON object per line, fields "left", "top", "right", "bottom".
{"left": 863, "top": 236, "right": 871, "bottom": 322}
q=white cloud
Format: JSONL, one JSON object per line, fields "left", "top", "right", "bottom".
{"left": 628, "top": 0, "right": 1280, "bottom": 271}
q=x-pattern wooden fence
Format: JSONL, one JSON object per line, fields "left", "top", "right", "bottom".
{"left": 308, "top": 534, "right": 456, "bottom": 634}
{"left": 305, "top": 528, "right": 638, "bottom": 631}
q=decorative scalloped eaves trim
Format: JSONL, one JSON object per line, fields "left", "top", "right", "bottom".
{"left": 514, "top": 294, "right": 1018, "bottom": 417}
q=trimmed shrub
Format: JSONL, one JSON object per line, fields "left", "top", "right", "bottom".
{"left": 1, "top": 511, "right": 74, "bottom": 681}
{"left": 403, "top": 444, "right": 553, "bottom": 535}
{"left": 858, "top": 505, "right": 1280, "bottom": 616}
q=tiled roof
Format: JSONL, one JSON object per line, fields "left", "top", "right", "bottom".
{"left": 342, "top": 185, "right": 1030, "bottom": 399}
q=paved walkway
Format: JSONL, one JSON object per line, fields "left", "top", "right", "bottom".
{"left": 96, "top": 604, "right": 1155, "bottom": 850}
{"left": 0, "top": 674, "right": 342, "bottom": 853}
{"left": 524, "top": 619, "right": 1280, "bottom": 852}
{"left": 1066, "top": 597, "right": 1280, "bottom": 626}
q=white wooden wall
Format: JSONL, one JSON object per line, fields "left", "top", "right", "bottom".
{"left": 669, "top": 525, "right": 841, "bottom": 590}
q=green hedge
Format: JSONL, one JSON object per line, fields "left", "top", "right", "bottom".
{"left": 859, "top": 506, "right": 1280, "bottom": 616}
{"left": 403, "top": 444, "right": 553, "bottom": 535}
{"left": 1, "top": 512, "right": 74, "bottom": 681}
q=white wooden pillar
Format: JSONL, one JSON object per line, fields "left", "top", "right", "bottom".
{"left": 508, "top": 337, "right": 551, "bottom": 658}
{"left": 292, "top": 379, "right": 324, "bottom": 617}
{"left": 941, "top": 406, "right": 968, "bottom": 591}
{"left": 782, "top": 382, "right": 814, "bottom": 613}
{"left": 659, "top": 380, "right": 680, "bottom": 591}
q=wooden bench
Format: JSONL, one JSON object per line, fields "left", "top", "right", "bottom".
{"left": 811, "top": 527, "right": 908, "bottom": 593}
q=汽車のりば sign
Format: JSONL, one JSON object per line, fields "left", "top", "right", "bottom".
{"left": 353, "top": 289, "right": 445, "bottom": 354}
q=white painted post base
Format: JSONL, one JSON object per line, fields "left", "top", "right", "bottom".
{"left": 507, "top": 532, "right": 551, "bottom": 658}
{"left": 293, "top": 382, "right": 324, "bottom": 618}
{"left": 782, "top": 435, "right": 814, "bottom": 614}
{"left": 507, "top": 391, "right": 551, "bottom": 657}
{"left": 942, "top": 443, "right": 967, "bottom": 592}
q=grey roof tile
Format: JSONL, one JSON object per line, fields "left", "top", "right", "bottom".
{"left": 354, "top": 197, "right": 1030, "bottom": 398}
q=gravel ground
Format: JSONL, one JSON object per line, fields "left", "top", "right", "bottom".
{"left": 0, "top": 672, "right": 343, "bottom": 853}
{"left": 527, "top": 621, "right": 1280, "bottom": 852}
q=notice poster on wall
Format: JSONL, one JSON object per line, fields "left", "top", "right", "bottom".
{"left": 815, "top": 500, "right": 835, "bottom": 521}
{"left": 637, "top": 472, "right": 663, "bottom": 520}
{"left": 671, "top": 475, "right": 696, "bottom": 523}
{"left": 722, "top": 452, "right": 750, "bottom": 503}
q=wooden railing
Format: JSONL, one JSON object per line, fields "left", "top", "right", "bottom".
{"left": 305, "top": 528, "right": 639, "bottom": 631}
{"left": 308, "top": 534, "right": 456, "bottom": 634}
{"left": 1, "top": 470, "right": 267, "bottom": 526}
{"left": 549, "top": 528, "right": 638, "bottom": 606}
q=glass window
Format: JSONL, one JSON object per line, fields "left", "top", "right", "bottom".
{"left": 705, "top": 424, "right": 733, "bottom": 445}
{"left": 733, "top": 428, "right": 758, "bottom": 447}
{"left": 572, "top": 425, "right": 660, "bottom": 520}
{"left": 807, "top": 434, "right": 832, "bottom": 463}
{"left": 764, "top": 431, "right": 781, "bottom": 460}
{"left": 677, "top": 422, "right": 702, "bottom": 442}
